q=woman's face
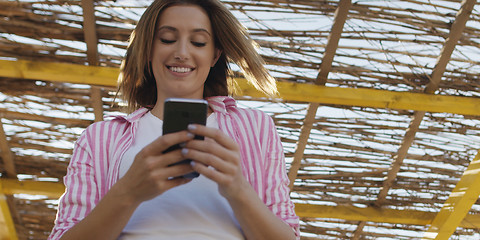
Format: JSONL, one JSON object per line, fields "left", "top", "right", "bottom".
{"left": 151, "top": 4, "right": 220, "bottom": 102}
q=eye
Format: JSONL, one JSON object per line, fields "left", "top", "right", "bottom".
{"left": 161, "top": 39, "right": 175, "bottom": 44}
{"left": 192, "top": 41, "right": 206, "bottom": 47}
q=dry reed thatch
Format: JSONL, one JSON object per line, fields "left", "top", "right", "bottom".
{"left": 0, "top": 0, "right": 480, "bottom": 239}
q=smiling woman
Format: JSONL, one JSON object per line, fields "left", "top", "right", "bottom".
{"left": 118, "top": 0, "right": 278, "bottom": 113}
{"left": 149, "top": 5, "right": 221, "bottom": 112}
{"left": 48, "top": 0, "right": 299, "bottom": 240}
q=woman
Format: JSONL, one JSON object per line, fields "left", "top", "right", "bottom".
{"left": 49, "top": 0, "right": 299, "bottom": 239}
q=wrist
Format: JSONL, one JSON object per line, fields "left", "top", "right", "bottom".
{"left": 110, "top": 179, "right": 141, "bottom": 208}
{"left": 225, "top": 179, "right": 254, "bottom": 205}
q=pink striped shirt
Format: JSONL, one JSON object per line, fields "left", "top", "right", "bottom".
{"left": 49, "top": 96, "right": 300, "bottom": 239}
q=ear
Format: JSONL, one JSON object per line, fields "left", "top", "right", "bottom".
{"left": 211, "top": 48, "right": 222, "bottom": 67}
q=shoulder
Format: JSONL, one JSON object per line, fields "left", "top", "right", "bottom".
{"left": 208, "top": 96, "right": 274, "bottom": 128}
{"left": 82, "top": 117, "right": 127, "bottom": 137}
{"left": 79, "top": 108, "right": 148, "bottom": 143}
{"left": 229, "top": 106, "right": 273, "bottom": 124}
{"left": 223, "top": 106, "right": 276, "bottom": 138}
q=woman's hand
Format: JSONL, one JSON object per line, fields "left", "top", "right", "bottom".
{"left": 181, "top": 124, "right": 248, "bottom": 200}
{"left": 117, "top": 131, "right": 196, "bottom": 205}
{"left": 182, "top": 124, "right": 296, "bottom": 240}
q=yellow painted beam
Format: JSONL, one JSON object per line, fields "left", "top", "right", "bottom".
{"left": 295, "top": 203, "right": 480, "bottom": 229}
{"left": 238, "top": 81, "right": 480, "bottom": 117}
{"left": 2, "top": 179, "right": 480, "bottom": 229}
{"left": 1, "top": 59, "right": 480, "bottom": 116}
{"left": 0, "top": 179, "right": 64, "bottom": 199}
{"left": 422, "top": 150, "right": 480, "bottom": 240}
{"left": 0, "top": 181, "right": 18, "bottom": 240}
{"left": 0, "top": 59, "right": 119, "bottom": 87}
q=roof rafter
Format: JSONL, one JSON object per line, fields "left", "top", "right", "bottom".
{"left": 375, "top": 0, "right": 476, "bottom": 206}
{"left": 1, "top": 59, "right": 480, "bottom": 116}
{"left": 422, "top": 150, "right": 480, "bottom": 239}
{"left": 82, "top": 0, "right": 104, "bottom": 122}
{"left": 0, "top": 182, "right": 17, "bottom": 240}
{"left": 3, "top": 178, "right": 480, "bottom": 229}
{"left": 287, "top": 0, "right": 351, "bottom": 189}
{"left": 1, "top": 1, "right": 480, "bottom": 238}
{"left": 0, "top": 99, "right": 19, "bottom": 240}
{"left": 355, "top": 0, "right": 476, "bottom": 237}
{"left": 0, "top": 121, "right": 16, "bottom": 179}
{"left": 295, "top": 203, "right": 480, "bottom": 228}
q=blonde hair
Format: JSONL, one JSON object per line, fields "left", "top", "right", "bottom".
{"left": 118, "top": 0, "right": 277, "bottom": 112}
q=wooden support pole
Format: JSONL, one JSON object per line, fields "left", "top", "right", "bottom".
{"left": 375, "top": 0, "right": 476, "bottom": 207}
{"left": 90, "top": 87, "right": 104, "bottom": 122}
{"left": 81, "top": 0, "right": 99, "bottom": 67}
{"left": 1, "top": 59, "right": 480, "bottom": 116}
{"left": 354, "top": 0, "right": 475, "bottom": 237}
{"left": 424, "top": 0, "right": 476, "bottom": 94}
{"left": 287, "top": 102, "right": 319, "bottom": 189}
{"left": 422, "top": 150, "right": 480, "bottom": 239}
{"left": 352, "top": 221, "right": 366, "bottom": 240}
{"left": 294, "top": 203, "right": 480, "bottom": 229}
{"left": 1, "top": 179, "right": 64, "bottom": 199}
{"left": 375, "top": 111, "right": 426, "bottom": 205}
{"left": 287, "top": 0, "right": 351, "bottom": 189}
{"left": 0, "top": 119, "right": 18, "bottom": 240}
{"left": 82, "top": 0, "right": 104, "bottom": 122}
{"left": 0, "top": 181, "right": 17, "bottom": 240}
{"left": 1, "top": 179, "right": 480, "bottom": 230}
{"left": 0, "top": 121, "right": 16, "bottom": 179}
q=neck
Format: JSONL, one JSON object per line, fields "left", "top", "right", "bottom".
{"left": 150, "top": 97, "right": 214, "bottom": 120}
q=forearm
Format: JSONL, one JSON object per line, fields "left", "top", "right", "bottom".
{"left": 228, "top": 183, "right": 295, "bottom": 240}
{"left": 60, "top": 183, "right": 139, "bottom": 240}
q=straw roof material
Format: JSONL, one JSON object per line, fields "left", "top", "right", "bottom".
{"left": 0, "top": 0, "right": 480, "bottom": 239}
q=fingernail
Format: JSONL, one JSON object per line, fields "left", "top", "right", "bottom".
{"left": 186, "top": 132, "right": 194, "bottom": 138}
{"left": 187, "top": 124, "right": 196, "bottom": 131}
{"left": 179, "top": 142, "right": 186, "bottom": 148}
{"left": 190, "top": 161, "right": 196, "bottom": 167}
{"left": 181, "top": 148, "right": 188, "bottom": 155}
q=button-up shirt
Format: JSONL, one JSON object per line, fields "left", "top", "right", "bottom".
{"left": 49, "top": 96, "right": 300, "bottom": 239}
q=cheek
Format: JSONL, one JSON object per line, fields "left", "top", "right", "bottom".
{"left": 151, "top": 49, "right": 163, "bottom": 64}
{"left": 202, "top": 50, "right": 217, "bottom": 67}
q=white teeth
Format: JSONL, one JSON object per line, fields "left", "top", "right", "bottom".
{"left": 170, "top": 66, "right": 192, "bottom": 73}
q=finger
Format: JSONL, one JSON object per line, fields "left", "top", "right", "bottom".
{"left": 139, "top": 131, "right": 194, "bottom": 157}
{"left": 190, "top": 161, "right": 227, "bottom": 184}
{"left": 158, "top": 161, "right": 196, "bottom": 179}
{"left": 142, "top": 149, "right": 185, "bottom": 169}
{"left": 187, "top": 124, "right": 238, "bottom": 151}
{"left": 162, "top": 177, "right": 193, "bottom": 191}
{"left": 184, "top": 139, "right": 237, "bottom": 164}
{"left": 181, "top": 148, "right": 235, "bottom": 174}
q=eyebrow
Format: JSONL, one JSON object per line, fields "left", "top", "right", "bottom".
{"left": 157, "top": 26, "right": 212, "bottom": 36}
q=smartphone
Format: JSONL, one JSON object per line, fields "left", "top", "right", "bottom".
{"left": 162, "top": 98, "right": 208, "bottom": 178}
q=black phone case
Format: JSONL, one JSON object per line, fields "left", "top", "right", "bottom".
{"left": 162, "top": 98, "right": 208, "bottom": 178}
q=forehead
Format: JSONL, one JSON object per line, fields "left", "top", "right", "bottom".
{"left": 157, "top": 4, "right": 212, "bottom": 31}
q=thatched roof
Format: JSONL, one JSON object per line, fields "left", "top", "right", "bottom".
{"left": 0, "top": 0, "right": 480, "bottom": 239}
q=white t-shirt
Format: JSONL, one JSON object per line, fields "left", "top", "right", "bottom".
{"left": 118, "top": 111, "right": 243, "bottom": 240}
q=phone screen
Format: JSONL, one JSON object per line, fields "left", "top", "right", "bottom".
{"left": 162, "top": 98, "right": 208, "bottom": 178}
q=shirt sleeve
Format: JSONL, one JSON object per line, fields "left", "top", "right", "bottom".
{"left": 261, "top": 113, "right": 301, "bottom": 239}
{"left": 48, "top": 126, "right": 99, "bottom": 239}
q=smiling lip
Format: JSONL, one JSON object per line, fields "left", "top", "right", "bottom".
{"left": 167, "top": 65, "right": 195, "bottom": 74}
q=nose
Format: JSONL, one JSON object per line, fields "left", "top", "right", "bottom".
{"left": 174, "top": 39, "right": 190, "bottom": 60}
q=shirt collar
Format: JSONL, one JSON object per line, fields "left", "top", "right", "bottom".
{"left": 108, "top": 107, "right": 149, "bottom": 123}
{"left": 111, "top": 96, "right": 236, "bottom": 123}
{"left": 206, "top": 96, "right": 236, "bottom": 114}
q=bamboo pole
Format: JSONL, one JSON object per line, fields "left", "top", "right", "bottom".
{"left": 423, "top": 150, "right": 480, "bottom": 239}
{"left": 287, "top": 0, "right": 352, "bottom": 189}
{"left": 1, "top": 59, "right": 480, "bottom": 116}
{"left": 82, "top": 0, "right": 104, "bottom": 122}
{"left": 0, "top": 122, "right": 16, "bottom": 179}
